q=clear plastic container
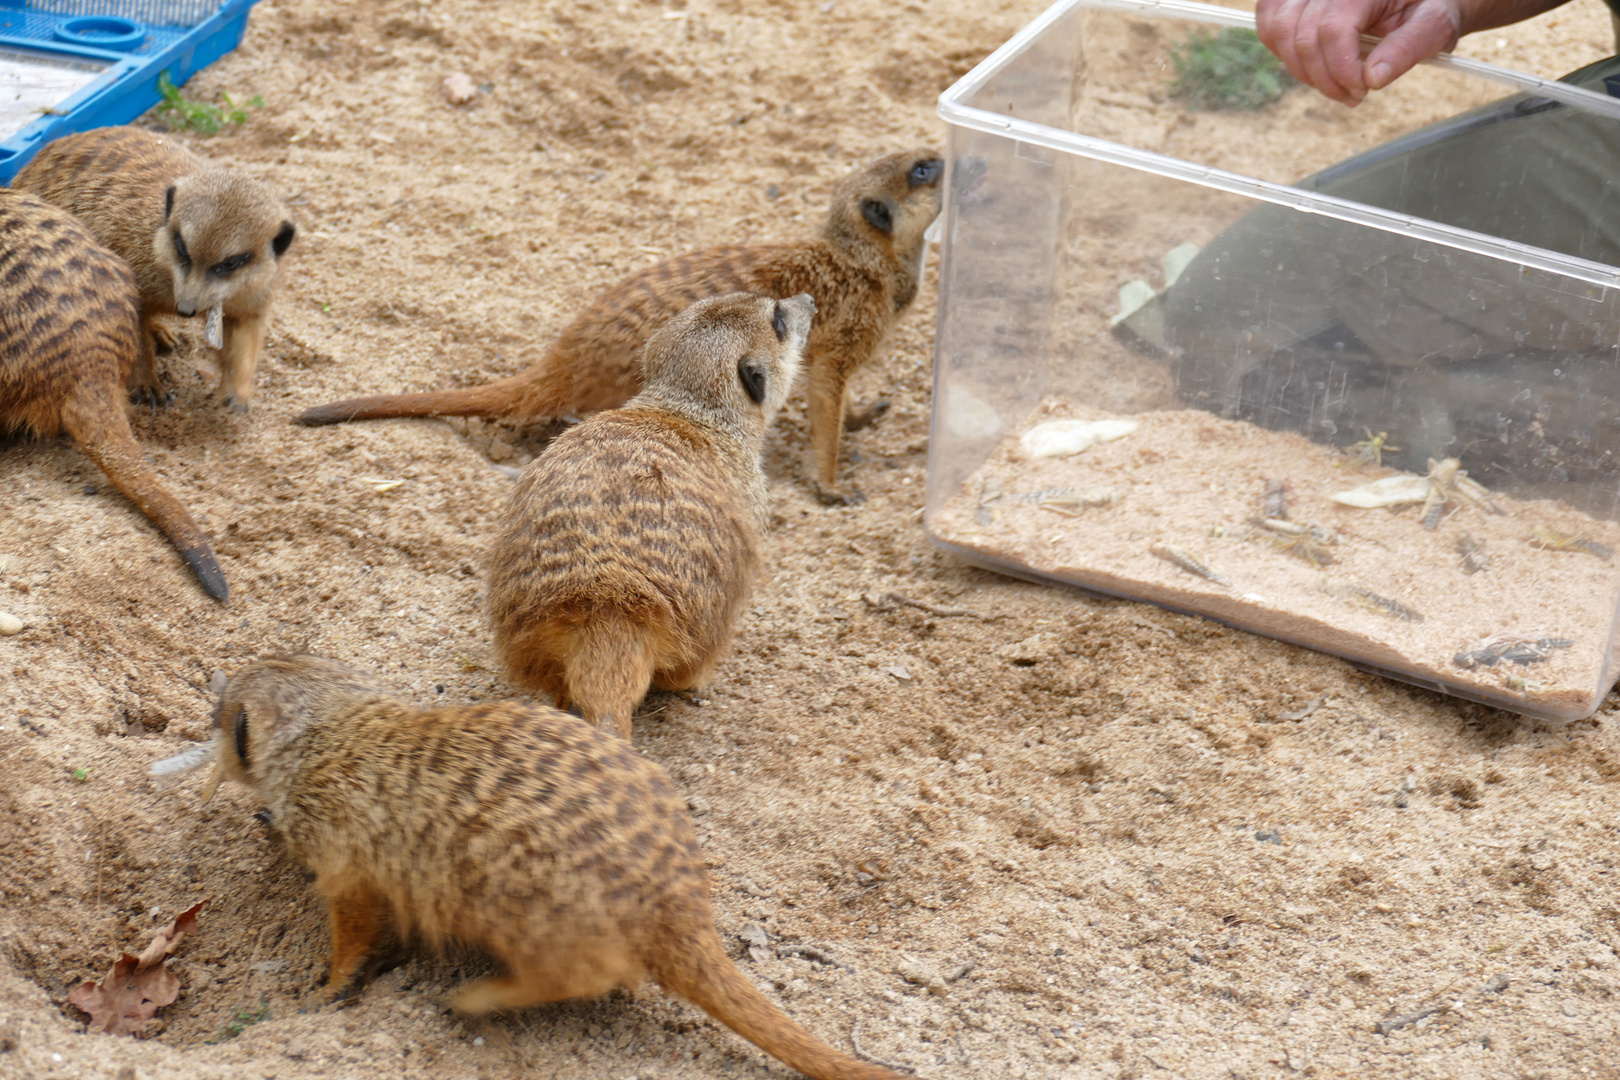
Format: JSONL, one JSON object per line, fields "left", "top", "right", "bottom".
{"left": 927, "top": 0, "right": 1620, "bottom": 720}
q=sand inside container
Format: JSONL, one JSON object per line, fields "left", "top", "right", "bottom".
{"left": 932, "top": 399, "right": 1620, "bottom": 719}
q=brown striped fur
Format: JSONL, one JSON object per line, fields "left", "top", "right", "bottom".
{"left": 0, "top": 190, "right": 227, "bottom": 600}
{"left": 488, "top": 293, "right": 812, "bottom": 737}
{"left": 12, "top": 126, "right": 295, "bottom": 411}
{"left": 198, "top": 655, "right": 914, "bottom": 1080}
{"left": 296, "top": 149, "right": 942, "bottom": 503}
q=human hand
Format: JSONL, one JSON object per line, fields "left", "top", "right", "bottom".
{"left": 1256, "top": 0, "right": 1569, "bottom": 106}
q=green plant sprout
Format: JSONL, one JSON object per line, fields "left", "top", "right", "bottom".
{"left": 205, "top": 997, "right": 270, "bottom": 1043}
{"left": 1168, "top": 28, "right": 1295, "bottom": 111}
{"left": 153, "top": 71, "right": 265, "bottom": 135}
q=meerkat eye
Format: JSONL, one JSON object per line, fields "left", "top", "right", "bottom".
{"left": 232, "top": 705, "right": 250, "bottom": 769}
{"left": 164, "top": 185, "right": 176, "bottom": 222}
{"left": 738, "top": 358, "right": 767, "bottom": 405}
{"left": 909, "top": 159, "right": 943, "bottom": 186}
{"left": 171, "top": 230, "right": 191, "bottom": 272}
{"left": 209, "top": 252, "right": 254, "bottom": 279}
{"left": 860, "top": 198, "right": 894, "bottom": 235}
{"left": 772, "top": 302, "right": 787, "bottom": 342}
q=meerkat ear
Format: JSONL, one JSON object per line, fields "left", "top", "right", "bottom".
{"left": 772, "top": 302, "right": 787, "bottom": 342}
{"left": 861, "top": 198, "right": 894, "bottom": 235}
{"left": 164, "top": 185, "right": 176, "bottom": 223}
{"left": 739, "top": 358, "right": 767, "bottom": 405}
{"left": 273, "top": 221, "right": 296, "bottom": 258}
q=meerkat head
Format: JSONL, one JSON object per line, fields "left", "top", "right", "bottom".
{"left": 152, "top": 169, "right": 296, "bottom": 322}
{"left": 824, "top": 149, "right": 944, "bottom": 268}
{"left": 636, "top": 292, "right": 814, "bottom": 433}
{"left": 150, "top": 655, "right": 391, "bottom": 802}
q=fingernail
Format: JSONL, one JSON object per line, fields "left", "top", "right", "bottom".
{"left": 1369, "top": 62, "right": 1391, "bottom": 89}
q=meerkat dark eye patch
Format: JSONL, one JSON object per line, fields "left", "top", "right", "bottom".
{"left": 909, "top": 159, "right": 943, "bottom": 186}
{"left": 171, "top": 230, "right": 190, "bottom": 272}
{"left": 273, "top": 221, "right": 296, "bottom": 258}
{"left": 209, "top": 252, "right": 254, "bottom": 279}
{"left": 232, "top": 705, "right": 250, "bottom": 769}
{"left": 739, "top": 358, "right": 767, "bottom": 405}
{"left": 772, "top": 302, "right": 787, "bottom": 342}
{"left": 861, "top": 198, "right": 894, "bottom": 234}
{"left": 164, "top": 185, "right": 176, "bottom": 222}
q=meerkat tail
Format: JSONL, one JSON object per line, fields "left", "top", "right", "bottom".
{"left": 60, "top": 392, "right": 229, "bottom": 601}
{"left": 657, "top": 932, "right": 914, "bottom": 1080}
{"left": 293, "top": 374, "right": 534, "bottom": 427}
{"left": 563, "top": 613, "right": 658, "bottom": 740}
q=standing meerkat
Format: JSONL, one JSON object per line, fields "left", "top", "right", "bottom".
{"left": 11, "top": 126, "right": 296, "bottom": 412}
{"left": 156, "top": 654, "right": 917, "bottom": 1080}
{"left": 296, "top": 148, "right": 943, "bottom": 503}
{"left": 488, "top": 292, "right": 812, "bottom": 738}
{"left": 0, "top": 190, "right": 227, "bottom": 600}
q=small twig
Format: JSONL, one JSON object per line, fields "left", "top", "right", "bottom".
{"left": 1375, "top": 1004, "right": 1447, "bottom": 1035}
{"left": 1376, "top": 973, "right": 1510, "bottom": 1035}
{"left": 777, "top": 944, "right": 853, "bottom": 972}
{"left": 862, "top": 592, "right": 994, "bottom": 621}
{"left": 851, "top": 1018, "right": 917, "bottom": 1074}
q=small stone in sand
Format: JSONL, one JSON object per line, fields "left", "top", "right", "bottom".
{"left": 0, "top": 611, "right": 24, "bottom": 636}
{"left": 441, "top": 72, "right": 478, "bottom": 105}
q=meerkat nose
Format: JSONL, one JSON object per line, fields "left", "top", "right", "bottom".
{"left": 176, "top": 302, "right": 198, "bottom": 317}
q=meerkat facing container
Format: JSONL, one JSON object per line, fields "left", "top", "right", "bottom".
{"left": 926, "top": 0, "right": 1620, "bottom": 721}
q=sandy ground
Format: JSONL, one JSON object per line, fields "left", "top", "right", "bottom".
{"left": 4, "top": 1, "right": 1620, "bottom": 1078}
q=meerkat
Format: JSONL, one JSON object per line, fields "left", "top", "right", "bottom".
{"left": 11, "top": 126, "right": 296, "bottom": 412}
{"left": 296, "top": 148, "right": 943, "bottom": 503}
{"left": 154, "top": 654, "right": 916, "bottom": 1080}
{"left": 487, "top": 292, "right": 811, "bottom": 738}
{"left": 0, "top": 190, "right": 227, "bottom": 600}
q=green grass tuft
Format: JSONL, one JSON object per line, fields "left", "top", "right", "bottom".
{"left": 153, "top": 71, "right": 264, "bottom": 135}
{"left": 204, "top": 998, "right": 271, "bottom": 1044}
{"left": 1168, "top": 28, "right": 1295, "bottom": 111}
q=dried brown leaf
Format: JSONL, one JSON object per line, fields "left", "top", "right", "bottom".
{"left": 66, "top": 901, "right": 206, "bottom": 1036}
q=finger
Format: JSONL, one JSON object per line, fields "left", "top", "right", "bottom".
{"left": 1363, "top": 0, "right": 1461, "bottom": 89}
{"left": 1292, "top": 2, "right": 1360, "bottom": 104}
{"left": 1316, "top": 7, "right": 1376, "bottom": 101}
{"left": 1257, "top": 0, "right": 1314, "bottom": 87}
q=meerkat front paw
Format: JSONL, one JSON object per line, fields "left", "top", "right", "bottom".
{"left": 149, "top": 323, "right": 182, "bottom": 355}
{"left": 128, "top": 384, "right": 175, "bottom": 410}
{"left": 812, "top": 479, "right": 866, "bottom": 507}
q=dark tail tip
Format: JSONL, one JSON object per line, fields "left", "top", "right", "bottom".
{"left": 181, "top": 545, "right": 230, "bottom": 602}
{"left": 293, "top": 404, "right": 347, "bottom": 427}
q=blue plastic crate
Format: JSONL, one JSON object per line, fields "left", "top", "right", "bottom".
{"left": 0, "top": 0, "right": 260, "bottom": 183}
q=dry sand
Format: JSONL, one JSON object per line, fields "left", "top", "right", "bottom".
{"left": 4, "top": 1, "right": 1620, "bottom": 1079}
